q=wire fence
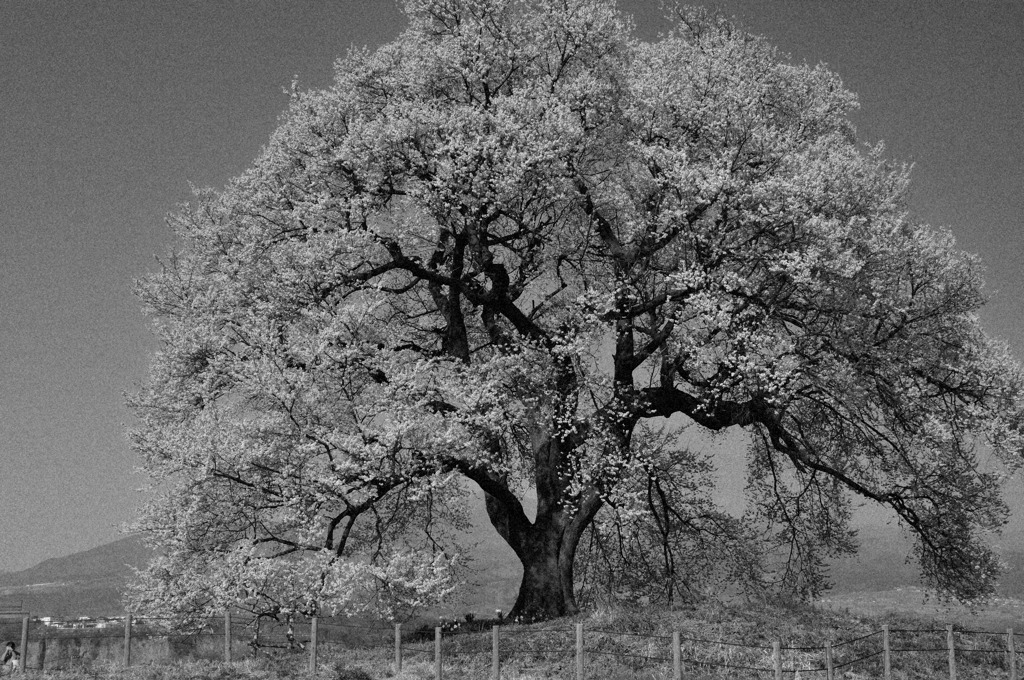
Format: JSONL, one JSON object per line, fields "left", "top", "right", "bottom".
{"left": 389, "top": 619, "right": 1024, "bottom": 679}
{"left": 2, "top": 611, "right": 1024, "bottom": 678}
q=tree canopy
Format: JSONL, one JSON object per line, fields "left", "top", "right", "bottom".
{"left": 128, "top": 0, "right": 1024, "bottom": 622}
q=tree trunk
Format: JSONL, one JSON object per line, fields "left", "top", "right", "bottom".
{"left": 473, "top": 421, "right": 604, "bottom": 621}
{"left": 508, "top": 525, "right": 578, "bottom": 621}
{"left": 481, "top": 482, "right": 600, "bottom": 621}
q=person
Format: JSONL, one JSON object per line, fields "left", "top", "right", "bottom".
{"left": 0, "top": 641, "right": 18, "bottom": 674}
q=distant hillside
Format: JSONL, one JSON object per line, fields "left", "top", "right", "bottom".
{"left": 2, "top": 522, "right": 1023, "bottom": 618}
{"left": 829, "top": 526, "right": 1024, "bottom": 598}
{"left": 0, "top": 536, "right": 151, "bottom": 616}
{"left": 829, "top": 526, "right": 918, "bottom": 593}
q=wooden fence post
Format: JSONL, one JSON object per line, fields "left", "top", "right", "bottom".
{"left": 773, "top": 640, "right": 782, "bottom": 680}
{"left": 576, "top": 622, "right": 584, "bottom": 680}
{"left": 947, "top": 624, "right": 956, "bottom": 680}
{"left": 883, "top": 624, "right": 891, "bottom": 680}
{"left": 825, "top": 641, "right": 834, "bottom": 680}
{"left": 434, "top": 626, "right": 442, "bottom": 680}
{"left": 394, "top": 623, "right": 402, "bottom": 673}
{"left": 672, "top": 631, "right": 681, "bottom": 680}
{"left": 123, "top": 612, "right": 132, "bottom": 667}
{"left": 224, "top": 610, "right": 232, "bottom": 663}
{"left": 492, "top": 625, "right": 500, "bottom": 680}
{"left": 1008, "top": 628, "right": 1017, "bottom": 680}
{"left": 308, "top": 617, "right": 318, "bottom": 673}
{"left": 19, "top": 617, "right": 28, "bottom": 675}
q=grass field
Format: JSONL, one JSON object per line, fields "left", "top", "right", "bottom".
{"left": 21, "top": 593, "right": 1024, "bottom": 679}
{"left": 820, "top": 585, "right": 1024, "bottom": 632}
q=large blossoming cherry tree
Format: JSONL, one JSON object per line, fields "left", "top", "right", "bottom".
{"left": 129, "top": 0, "right": 1024, "bottom": 621}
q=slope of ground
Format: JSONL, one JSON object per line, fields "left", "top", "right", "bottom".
{"left": 11, "top": 601, "right": 1020, "bottom": 680}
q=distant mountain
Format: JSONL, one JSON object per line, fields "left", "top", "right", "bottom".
{"left": 3, "top": 522, "right": 1023, "bottom": 619}
{"left": 829, "top": 526, "right": 918, "bottom": 593}
{"left": 0, "top": 536, "right": 152, "bottom": 616}
{"left": 829, "top": 525, "right": 1024, "bottom": 598}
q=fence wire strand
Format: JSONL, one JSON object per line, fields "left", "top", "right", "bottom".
{"left": 834, "top": 649, "right": 883, "bottom": 668}
{"left": 891, "top": 647, "right": 948, "bottom": 653}
{"left": 587, "top": 627, "right": 672, "bottom": 641}
{"left": 678, "top": 634, "right": 770, "bottom": 649}
{"left": 587, "top": 648, "right": 670, "bottom": 662}
{"left": 682, "top": 657, "right": 772, "bottom": 672}
{"left": 832, "top": 630, "right": 881, "bottom": 647}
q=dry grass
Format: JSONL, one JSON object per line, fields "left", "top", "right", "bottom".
{"left": 26, "top": 597, "right": 1024, "bottom": 679}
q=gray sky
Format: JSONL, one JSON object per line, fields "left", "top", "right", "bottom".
{"left": 1, "top": 1, "right": 1022, "bottom": 573}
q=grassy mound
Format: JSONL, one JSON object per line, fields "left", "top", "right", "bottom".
{"left": 28, "top": 598, "right": 1022, "bottom": 679}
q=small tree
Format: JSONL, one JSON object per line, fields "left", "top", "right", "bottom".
{"left": 129, "top": 0, "right": 1024, "bottom": 621}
